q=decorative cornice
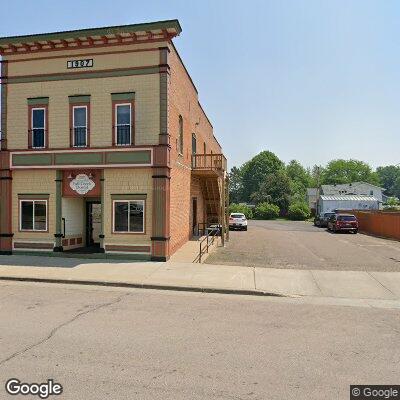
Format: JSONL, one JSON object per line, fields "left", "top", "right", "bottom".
{"left": 0, "top": 20, "right": 181, "bottom": 55}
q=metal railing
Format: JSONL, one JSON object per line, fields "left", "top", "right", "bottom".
{"left": 115, "top": 125, "right": 131, "bottom": 145}
{"left": 191, "top": 153, "right": 227, "bottom": 172}
{"left": 28, "top": 129, "right": 46, "bottom": 148}
{"left": 196, "top": 226, "right": 220, "bottom": 263}
{"left": 72, "top": 127, "right": 87, "bottom": 147}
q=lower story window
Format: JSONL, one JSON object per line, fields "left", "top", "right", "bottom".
{"left": 113, "top": 200, "right": 145, "bottom": 233}
{"left": 20, "top": 200, "right": 47, "bottom": 231}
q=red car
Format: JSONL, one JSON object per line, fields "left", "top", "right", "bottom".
{"left": 327, "top": 214, "right": 358, "bottom": 234}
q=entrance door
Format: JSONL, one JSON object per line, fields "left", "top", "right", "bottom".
{"left": 192, "top": 198, "right": 198, "bottom": 235}
{"left": 86, "top": 201, "right": 101, "bottom": 247}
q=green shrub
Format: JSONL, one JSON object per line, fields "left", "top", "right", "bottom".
{"left": 229, "top": 203, "right": 253, "bottom": 219}
{"left": 254, "top": 202, "right": 280, "bottom": 220}
{"left": 287, "top": 201, "right": 311, "bottom": 220}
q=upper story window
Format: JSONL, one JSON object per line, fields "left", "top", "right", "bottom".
{"left": 115, "top": 104, "right": 132, "bottom": 146}
{"left": 72, "top": 106, "right": 88, "bottom": 147}
{"left": 31, "top": 108, "right": 46, "bottom": 149}
{"left": 178, "top": 115, "right": 183, "bottom": 154}
{"left": 111, "top": 92, "right": 135, "bottom": 147}
{"left": 28, "top": 97, "right": 48, "bottom": 149}
{"left": 69, "top": 95, "right": 90, "bottom": 148}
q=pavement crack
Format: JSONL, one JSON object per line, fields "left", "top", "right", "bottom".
{"left": 366, "top": 271, "right": 396, "bottom": 297}
{"left": 0, "top": 293, "right": 129, "bottom": 367}
{"left": 309, "top": 270, "right": 323, "bottom": 296}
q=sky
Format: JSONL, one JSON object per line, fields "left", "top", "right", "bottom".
{"left": 1, "top": 0, "right": 400, "bottom": 170}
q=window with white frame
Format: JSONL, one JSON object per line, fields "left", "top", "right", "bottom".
{"left": 31, "top": 108, "right": 46, "bottom": 148}
{"left": 115, "top": 104, "right": 131, "bottom": 145}
{"left": 73, "top": 106, "right": 87, "bottom": 147}
{"left": 19, "top": 200, "right": 47, "bottom": 231}
{"left": 113, "top": 200, "right": 145, "bottom": 233}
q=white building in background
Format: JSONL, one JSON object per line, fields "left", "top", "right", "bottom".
{"left": 318, "top": 195, "right": 379, "bottom": 215}
{"left": 320, "top": 182, "right": 386, "bottom": 203}
{"left": 306, "top": 188, "right": 318, "bottom": 212}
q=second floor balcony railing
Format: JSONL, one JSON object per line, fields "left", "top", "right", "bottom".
{"left": 28, "top": 129, "right": 46, "bottom": 149}
{"left": 191, "top": 153, "right": 227, "bottom": 174}
{"left": 72, "top": 127, "right": 87, "bottom": 147}
{"left": 115, "top": 125, "right": 131, "bottom": 146}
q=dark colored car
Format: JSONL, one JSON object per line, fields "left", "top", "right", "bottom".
{"left": 314, "top": 212, "right": 336, "bottom": 228}
{"left": 327, "top": 214, "right": 358, "bottom": 233}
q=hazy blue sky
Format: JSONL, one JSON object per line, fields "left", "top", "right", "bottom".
{"left": 1, "top": 0, "right": 399, "bottom": 169}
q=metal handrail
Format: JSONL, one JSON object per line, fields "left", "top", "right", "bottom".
{"left": 196, "top": 226, "right": 219, "bottom": 263}
{"left": 197, "top": 222, "right": 208, "bottom": 236}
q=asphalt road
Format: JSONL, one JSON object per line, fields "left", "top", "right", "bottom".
{"left": 0, "top": 282, "right": 399, "bottom": 400}
{"left": 206, "top": 220, "right": 400, "bottom": 271}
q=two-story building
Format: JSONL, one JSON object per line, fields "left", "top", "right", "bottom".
{"left": 0, "top": 20, "right": 227, "bottom": 261}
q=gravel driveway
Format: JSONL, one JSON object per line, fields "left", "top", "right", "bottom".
{"left": 206, "top": 220, "right": 400, "bottom": 272}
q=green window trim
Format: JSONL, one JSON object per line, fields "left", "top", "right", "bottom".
{"left": 111, "top": 92, "right": 135, "bottom": 101}
{"left": 111, "top": 194, "right": 147, "bottom": 200}
{"left": 12, "top": 153, "right": 52, "bottom": 166}
{"left": 18, "top": 194, "right": 50, "bottom": 199}
{"left": 69, "top": 95, "right": 91, "bottom": 104}
{"left": 27, "top": 97, "right": 49, "bottom": 105}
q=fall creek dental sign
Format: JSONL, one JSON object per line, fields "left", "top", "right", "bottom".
{"left": 62, "top": 171, "right": 101, "bottom": 197}
{"left": 70, "top": 174, "right": 95, "bottom": 195}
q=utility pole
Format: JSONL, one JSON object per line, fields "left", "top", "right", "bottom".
{"left": 316, "top": 166, "right": 321, "bottom": 216}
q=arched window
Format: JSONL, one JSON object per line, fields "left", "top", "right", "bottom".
{"left": 178, "top": 115, "right": 183, "bottom": 154}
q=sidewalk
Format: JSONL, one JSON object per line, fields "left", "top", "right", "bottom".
{"left": 0, "top": 255, "right": 399, "bottom": 302}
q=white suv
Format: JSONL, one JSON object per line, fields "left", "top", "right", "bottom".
{"left": 229, "top": 213, "right": 248, "bottom": 231}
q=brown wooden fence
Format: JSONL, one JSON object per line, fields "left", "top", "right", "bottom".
{"left": 351, "top": 210, "right": 400, "bottom": 241}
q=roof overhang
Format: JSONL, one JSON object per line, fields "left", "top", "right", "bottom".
{"left": 0, "top": 19, "right": 181, "bottom": 55}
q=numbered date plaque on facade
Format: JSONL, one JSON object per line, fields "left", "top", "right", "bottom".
{"left": 67, "top": 59, "right": 94, "bottom": 69}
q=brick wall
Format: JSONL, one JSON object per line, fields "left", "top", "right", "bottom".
{"left": 168, "top": 44, "right": 222, "bottom": 253}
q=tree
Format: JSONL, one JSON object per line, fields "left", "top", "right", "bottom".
{"left": 287, "top": 201, "right": 311, "bottom": 220}
{"left": 309, "top": 165, "right": 324, "bottom": 188}
{"left": 254, "top": 203, "right": 280, "bottom": 220}
{"left": 286, "top": 160, "right": 312, "bottom": 189}
{"left": 241, "top": 151, "right": 284, "bottom": 201}
{"left": 251, "top": 170, "right": 291, "bottom": 213}
{"left": 228, "top": 166, "right": 244, "bottom": 204}
{"left": 321, "top": 159, "right": 379, "bottom": 185}
{"left": 392, "top": 176, "right": 400, "bottom": 199}
{"left": 286, "top": 160, "right": 312, "bottom": 203}
{"left": 376, "top": 165, "right": 400, "bottom": 197}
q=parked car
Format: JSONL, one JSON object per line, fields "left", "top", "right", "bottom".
{"left": 229, "top": 213, "right": 248, "bottom": 231}
{"left": 327, "top": 214, "right": 358, "bottom": 233}
{"left": 314, "top": 212, "right": 336, "bottom": 227}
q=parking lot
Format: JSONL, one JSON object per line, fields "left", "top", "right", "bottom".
{"left": 206, "top": 220, "right": 400, "bottom": 272}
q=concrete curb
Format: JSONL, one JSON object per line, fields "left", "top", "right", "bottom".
{"left": 0, "top": 276, "right": 285, "bottom": 298}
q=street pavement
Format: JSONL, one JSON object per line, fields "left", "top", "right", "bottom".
{"left": 0, "top": 281, "right": 399, "bottom": 400}
{"left": 207, "top": 220, "right": 400, "bottom": 271}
